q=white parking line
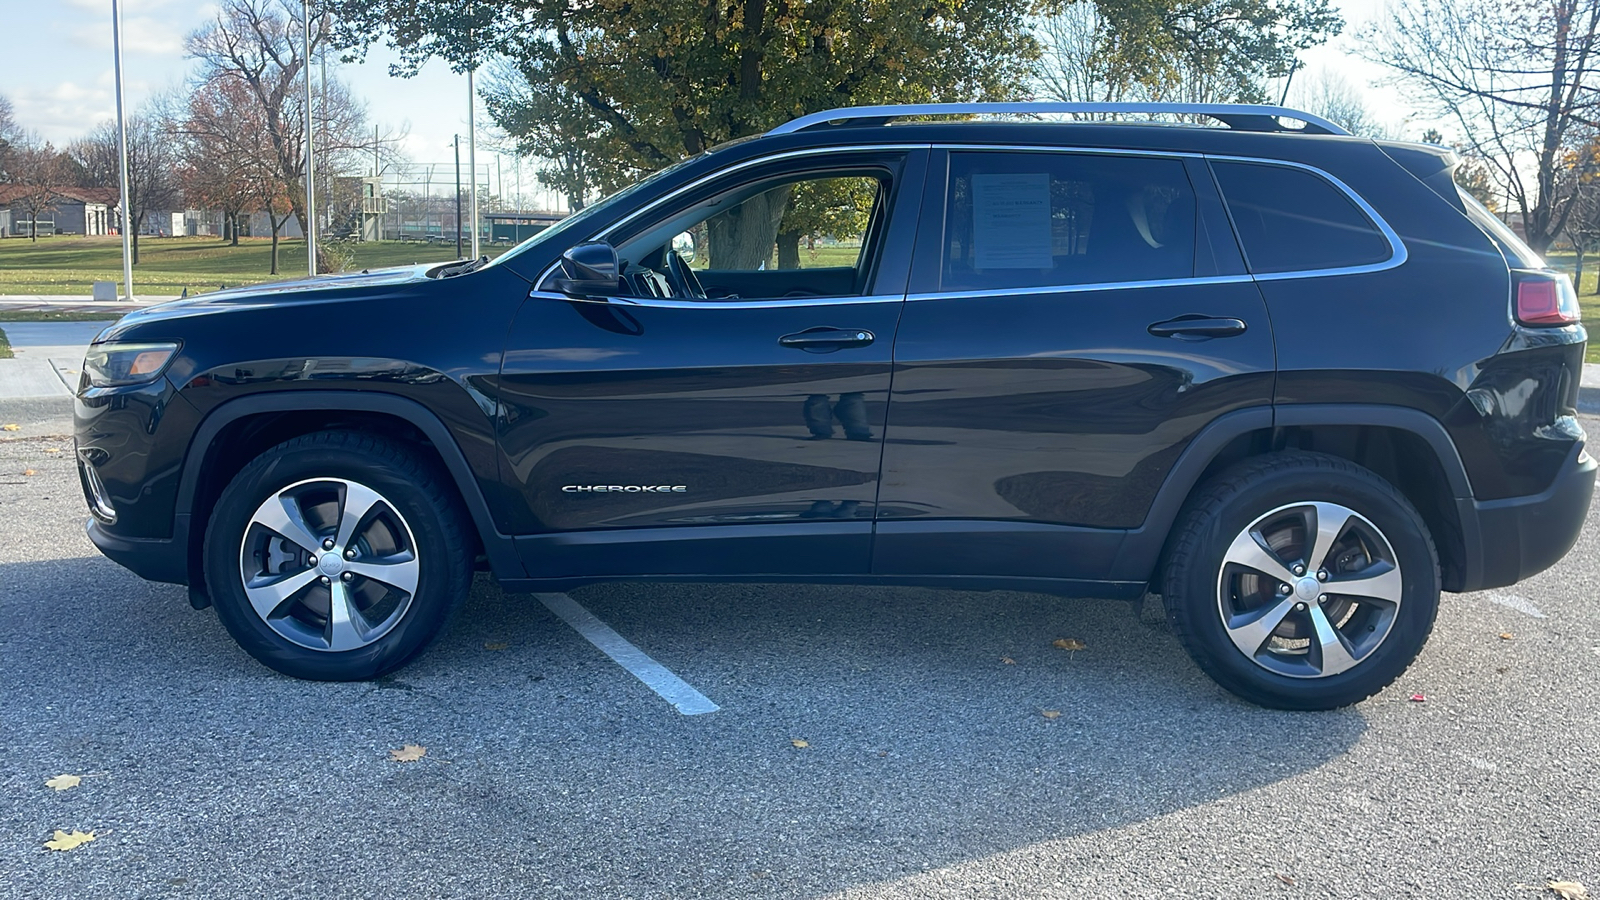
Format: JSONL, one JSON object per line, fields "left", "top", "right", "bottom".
{"left": 1486, "top": 592, "right": 1547, "bottom": 618}
{"left": 535, "top": 592, "right": 720, "bottom": 716}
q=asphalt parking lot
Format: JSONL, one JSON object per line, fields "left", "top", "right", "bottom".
{"left": 1, "top": 410, "right": 1596, "bottom": 899}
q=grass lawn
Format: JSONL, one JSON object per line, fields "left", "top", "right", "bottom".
{"left": 0, "top": 327, "right": 10, "bottom": 359}
{"left": 0, "top": 235, "right": 505, "bottom": 297}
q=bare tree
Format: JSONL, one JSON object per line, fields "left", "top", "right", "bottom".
{"left": 69, "top": 108, "right": 181, "bottom": 263}
{"left": 7, "top": 134, "right": 66, "bottom": 241}
{"left": 181, "top": 75, "right": 297, "bottom": 273}
{"left": 0, "top": 93, "right": 19, "bottom": 182}
{"left": 186, "top": 0, "right": 377, "bottom": 268}
{"left": 1288, "top": 68, "right": 1391, "bottom": 138}
{"left": 1035, "top": 5, "right": 1124, "bottom": 103}
{"left": 1363, "top": 0, "right": 1600, "bottom": 254}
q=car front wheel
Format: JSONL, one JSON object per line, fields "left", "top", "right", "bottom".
{"left": 203, "top": 431, "right": 472, "bottom": 680}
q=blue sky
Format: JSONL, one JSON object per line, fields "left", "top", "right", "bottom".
{"left": 2, "top": 0, "right": 1406, "bottom": 179}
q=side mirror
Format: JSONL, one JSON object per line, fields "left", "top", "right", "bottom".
{"left": 670, "top": 231, "right": 696, "bottom": 264}
{"left": 552, "top": 241, "right": 623, "bottom": 299}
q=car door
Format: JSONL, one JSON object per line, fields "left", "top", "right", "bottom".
{"left": 873, "top": 147, "right": 1275, "bottom": 583}
{"left": 497, "top": 148, "right": 928, "bottom": 580}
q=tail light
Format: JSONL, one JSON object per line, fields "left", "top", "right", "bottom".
{"left": 1513, "top": 271, "right": 1581, "bottom": 326}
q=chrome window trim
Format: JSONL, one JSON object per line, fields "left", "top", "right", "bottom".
{"left": 531, "top": 142, "right": 1407, "bottom": 303}
{"left": 534, "top": 144, "right": 930, "bottom": 289}
{"left": 905, "top": 275, "right": 1255, "bottom": 303}
{"left": 527, "top": 290, "right": 906, "bottom": 310}
{"left": 1204, "top": 154, "right": 1409, "bottom": 281}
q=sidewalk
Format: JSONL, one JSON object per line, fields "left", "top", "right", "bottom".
{"left": 0, "top": 293, "right": 175, "bottom": 315}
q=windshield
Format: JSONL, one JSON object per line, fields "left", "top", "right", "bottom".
{"left": 486, "top": 155, "right": 708, "bottom": 271}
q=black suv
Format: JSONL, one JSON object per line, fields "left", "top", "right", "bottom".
{"left": 76, "top": 102, "right": 1594, "bottom": 709}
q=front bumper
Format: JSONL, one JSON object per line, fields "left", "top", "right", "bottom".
{"left": 87, "top": 514, "right": 190, "bottom": 585}
{"left": 1460, "top": 442, "right": 1597, "bottom": 591}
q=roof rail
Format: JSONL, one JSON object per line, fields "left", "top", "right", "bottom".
{"left": 767, "top": 102, "right": 1351, "bottom": 137}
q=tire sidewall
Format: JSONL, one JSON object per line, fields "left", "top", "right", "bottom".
{"left": 1170, "top": 461, "right": 1440, "bottom": 709}
{"left": 205, "top": 440, "right": 467, "bottom": 680}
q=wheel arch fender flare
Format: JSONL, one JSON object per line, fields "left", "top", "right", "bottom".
{"left": 175, "top": 390, "right": 525, "bottom": 579}
{"left": 1110, "top": 403, "right": 1478, "bottom": 585}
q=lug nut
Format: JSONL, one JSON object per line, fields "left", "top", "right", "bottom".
{"left": 341, "top": 572, "right": 353, "bottom": 582}
{"left": 1317, "top": 570, "right": 1329, "bottom": 581}
{"left": 1292, "top": 565, "right": 1306, "bottom": 576}
{"left": 1318, "top": 594, "right": 1327, "bottom": 603}
{"left": 1279, "top": 583, "right": 1292, "bottom": 594}
{"left": 309, "top": 554, "right": 318, "bottom": 566}
{"left": 1295, "top": 602, "right": 1307, "bottom": 610}
{"left": 322, "top": 539, "right": 335, "bottom": 550}
{"left": 320, "top": 576, "right": 331, "bottom": 585}
{"left": 346, "top": 549, "right": 356, "bottom": 559}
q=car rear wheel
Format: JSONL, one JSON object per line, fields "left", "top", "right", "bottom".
{"left": 203, "top": 431, "right": 472, "bottom": 680}
{"left": 1162, "top": 452, "right": 1440, "bottom": 710}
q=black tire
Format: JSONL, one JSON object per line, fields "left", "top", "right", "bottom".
{"left": 203, "top": 431, "right": 473, "bottom": 680}
{"left": 1162, "top": 451, "right": 1439, "bottom": 710}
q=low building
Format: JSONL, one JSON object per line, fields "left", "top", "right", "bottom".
{"left": 0, "top": 186, "right": 119, "bottom": 237}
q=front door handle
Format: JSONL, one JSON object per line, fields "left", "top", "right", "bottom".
{"left": 778, "top": 327, "right": 875, "bottom": 352}
{"left": 1147, "top": 316, "right": 1248, "bottom": 340}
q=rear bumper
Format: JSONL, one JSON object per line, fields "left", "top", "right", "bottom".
{"left": 87, "top": 514, "right": 190, "bottom": 586}
{"left": 1460, "top": 442, "right": 1596, "bottom": 591}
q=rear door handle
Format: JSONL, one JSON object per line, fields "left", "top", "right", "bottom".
{"left": 778, "top": 327, "right": 875, "bottom": 352}
{"left": 1147, "top": 316, "right": 1248, "bottom": 340}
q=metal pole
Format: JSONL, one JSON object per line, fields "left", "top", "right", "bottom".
{"left": 454, "top": 135, "right": 463, "bottom": 258}
{"left": 111, "top": 0, "right": 134, "bottom": 301}
{"left": 468, "top": 69, "right": 480, "bottom": 259}
{"left": 303, "top": 0, "right": 317, "bottom": 276}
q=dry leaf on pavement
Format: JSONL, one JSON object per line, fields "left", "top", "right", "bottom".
{"left": 22, "top": 469, "right": 36, "bottom": 476}
{"left": 1000, "top": 656, "right": 1016, "bottom": 665}
{"left": 1548, "top": 881, "right": 1589, "bottom": 900}
{"left": 1500, "top": 632, "right": 1515, "bottom": 640}
{"left": 2, "top": 424, "right": 19, "bottom": 432}
{"left": 1053, "top": 638, "right": 1087, "bottom": 651}
{"left": 43, "top": 830, "right": 95, "bottom": 851}
{"left": 1040, "top": 709, "right": 1061, "bottom": 719}
{"left": 790, "top": 739, "right": 809, "bottom": 749}
{"left": 45, "top": 447, "right": 61, "bottom": 453}
{"left": 1275, "top": 872, "right": 1297, "bottom": 886}
{"left": 389, "top": 744, "right": 426, "bottom": 762}
{"left": 483, "top": 641, "right": 509, "bottom": 651}
{"left": 45, "top": 774, "right": 81, "bottom": 791}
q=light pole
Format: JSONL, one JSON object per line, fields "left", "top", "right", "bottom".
{"left": 111, "top": 0, "right": 133, "bottom": 301}
{"left": 302, "top": 0, "right": 317, "bottom": 276}
{"left": 454, "top": 135, "right": 463, "bottom": 259}
{"left": 468, "top": 70, "right": 480, "bottom": 259}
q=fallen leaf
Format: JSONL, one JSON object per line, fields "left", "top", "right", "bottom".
{"left": 22, "top": 469, "right": 36, "bottom": 476}
{"left": 388, "top": 744, "right": 426, "bottom": 762}
{"left": 1409, "top": 693, "right": 1426, "bottom": 702}
{"left": 1000, "top": 656, "right": 1016, "bottom": 665}
{"left": 1500, "top": 632, "right": 1515, "bottom": 641}
{"left": 1548, "top": 881, "right": 1589, "bottom": 900}
{"left": 45, "top": 774, "right": 81, "bottom": 791}
{"left": 1496, "top": 667, "right": 1510, "bottom": 674}
{"left": 1040, "top": 709, "right": 1061, "bottom": 719}
{"left": 1053, "top": 638, "right": 1087, "bottom": 651}
{"left": 43, "top": 829, "right": 95, "bottom": 851}
{"left": 45, "top": 447, "right": 61, "bottom": 453}
{"left": 1275, "top": 872, "right": 1297, "bottom": 886}
{"left": 2, "top": 424, "right": 19, "bottom": 432}
{"left": 790, "top": 739, "right": 809, "bottom": 749}
{"left": 483, "top": 641, "right": 509, "bottom": 651}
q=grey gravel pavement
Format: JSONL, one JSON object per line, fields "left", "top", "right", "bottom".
{"left": 0, "top": 407, "right": 1596, "bottom": 899}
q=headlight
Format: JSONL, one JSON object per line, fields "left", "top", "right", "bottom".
{"left": 82, "top": 342, "right": 179, "bottom": 388}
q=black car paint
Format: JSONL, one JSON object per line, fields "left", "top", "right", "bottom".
{"left": 78, "top": 120, "right": 1592, "bottom": 600}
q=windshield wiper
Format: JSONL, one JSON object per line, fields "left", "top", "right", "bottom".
{"left": 436, "top": 256, "right": 490, "bottom": 278}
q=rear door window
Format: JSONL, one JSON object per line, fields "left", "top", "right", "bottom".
{"left": 1210, "top": 161, "right": 1393, "bottom": 274}
{"left": 941, "top": 152, "right": 1198, "bottom": 292}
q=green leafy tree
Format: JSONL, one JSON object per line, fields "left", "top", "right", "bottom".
{"left": 330, "top": 0, "right": 1060, "bottom": 258}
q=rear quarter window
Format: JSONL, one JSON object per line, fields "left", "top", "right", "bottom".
{"left": 1211, "top": 161, "right": 1394, "bottom": 274}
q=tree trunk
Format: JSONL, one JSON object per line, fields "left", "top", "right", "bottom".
{"left": 707, "top": 185, "right": 790, "bottom": 270}
{"left": 1576, "top": 246, "right": 1586, "bottom": 294}
{"left": 131, "top": 223, "right": 140, "bottom": 266}
{"left": 776, "top": 229, "right": 801, "bottom": 269}
{"left": 269, "top": 213, "right": 283, "bottom": 275}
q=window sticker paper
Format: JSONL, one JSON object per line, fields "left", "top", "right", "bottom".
{"left": 972, "top": 173, "right": 1052, "bottom": 269}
